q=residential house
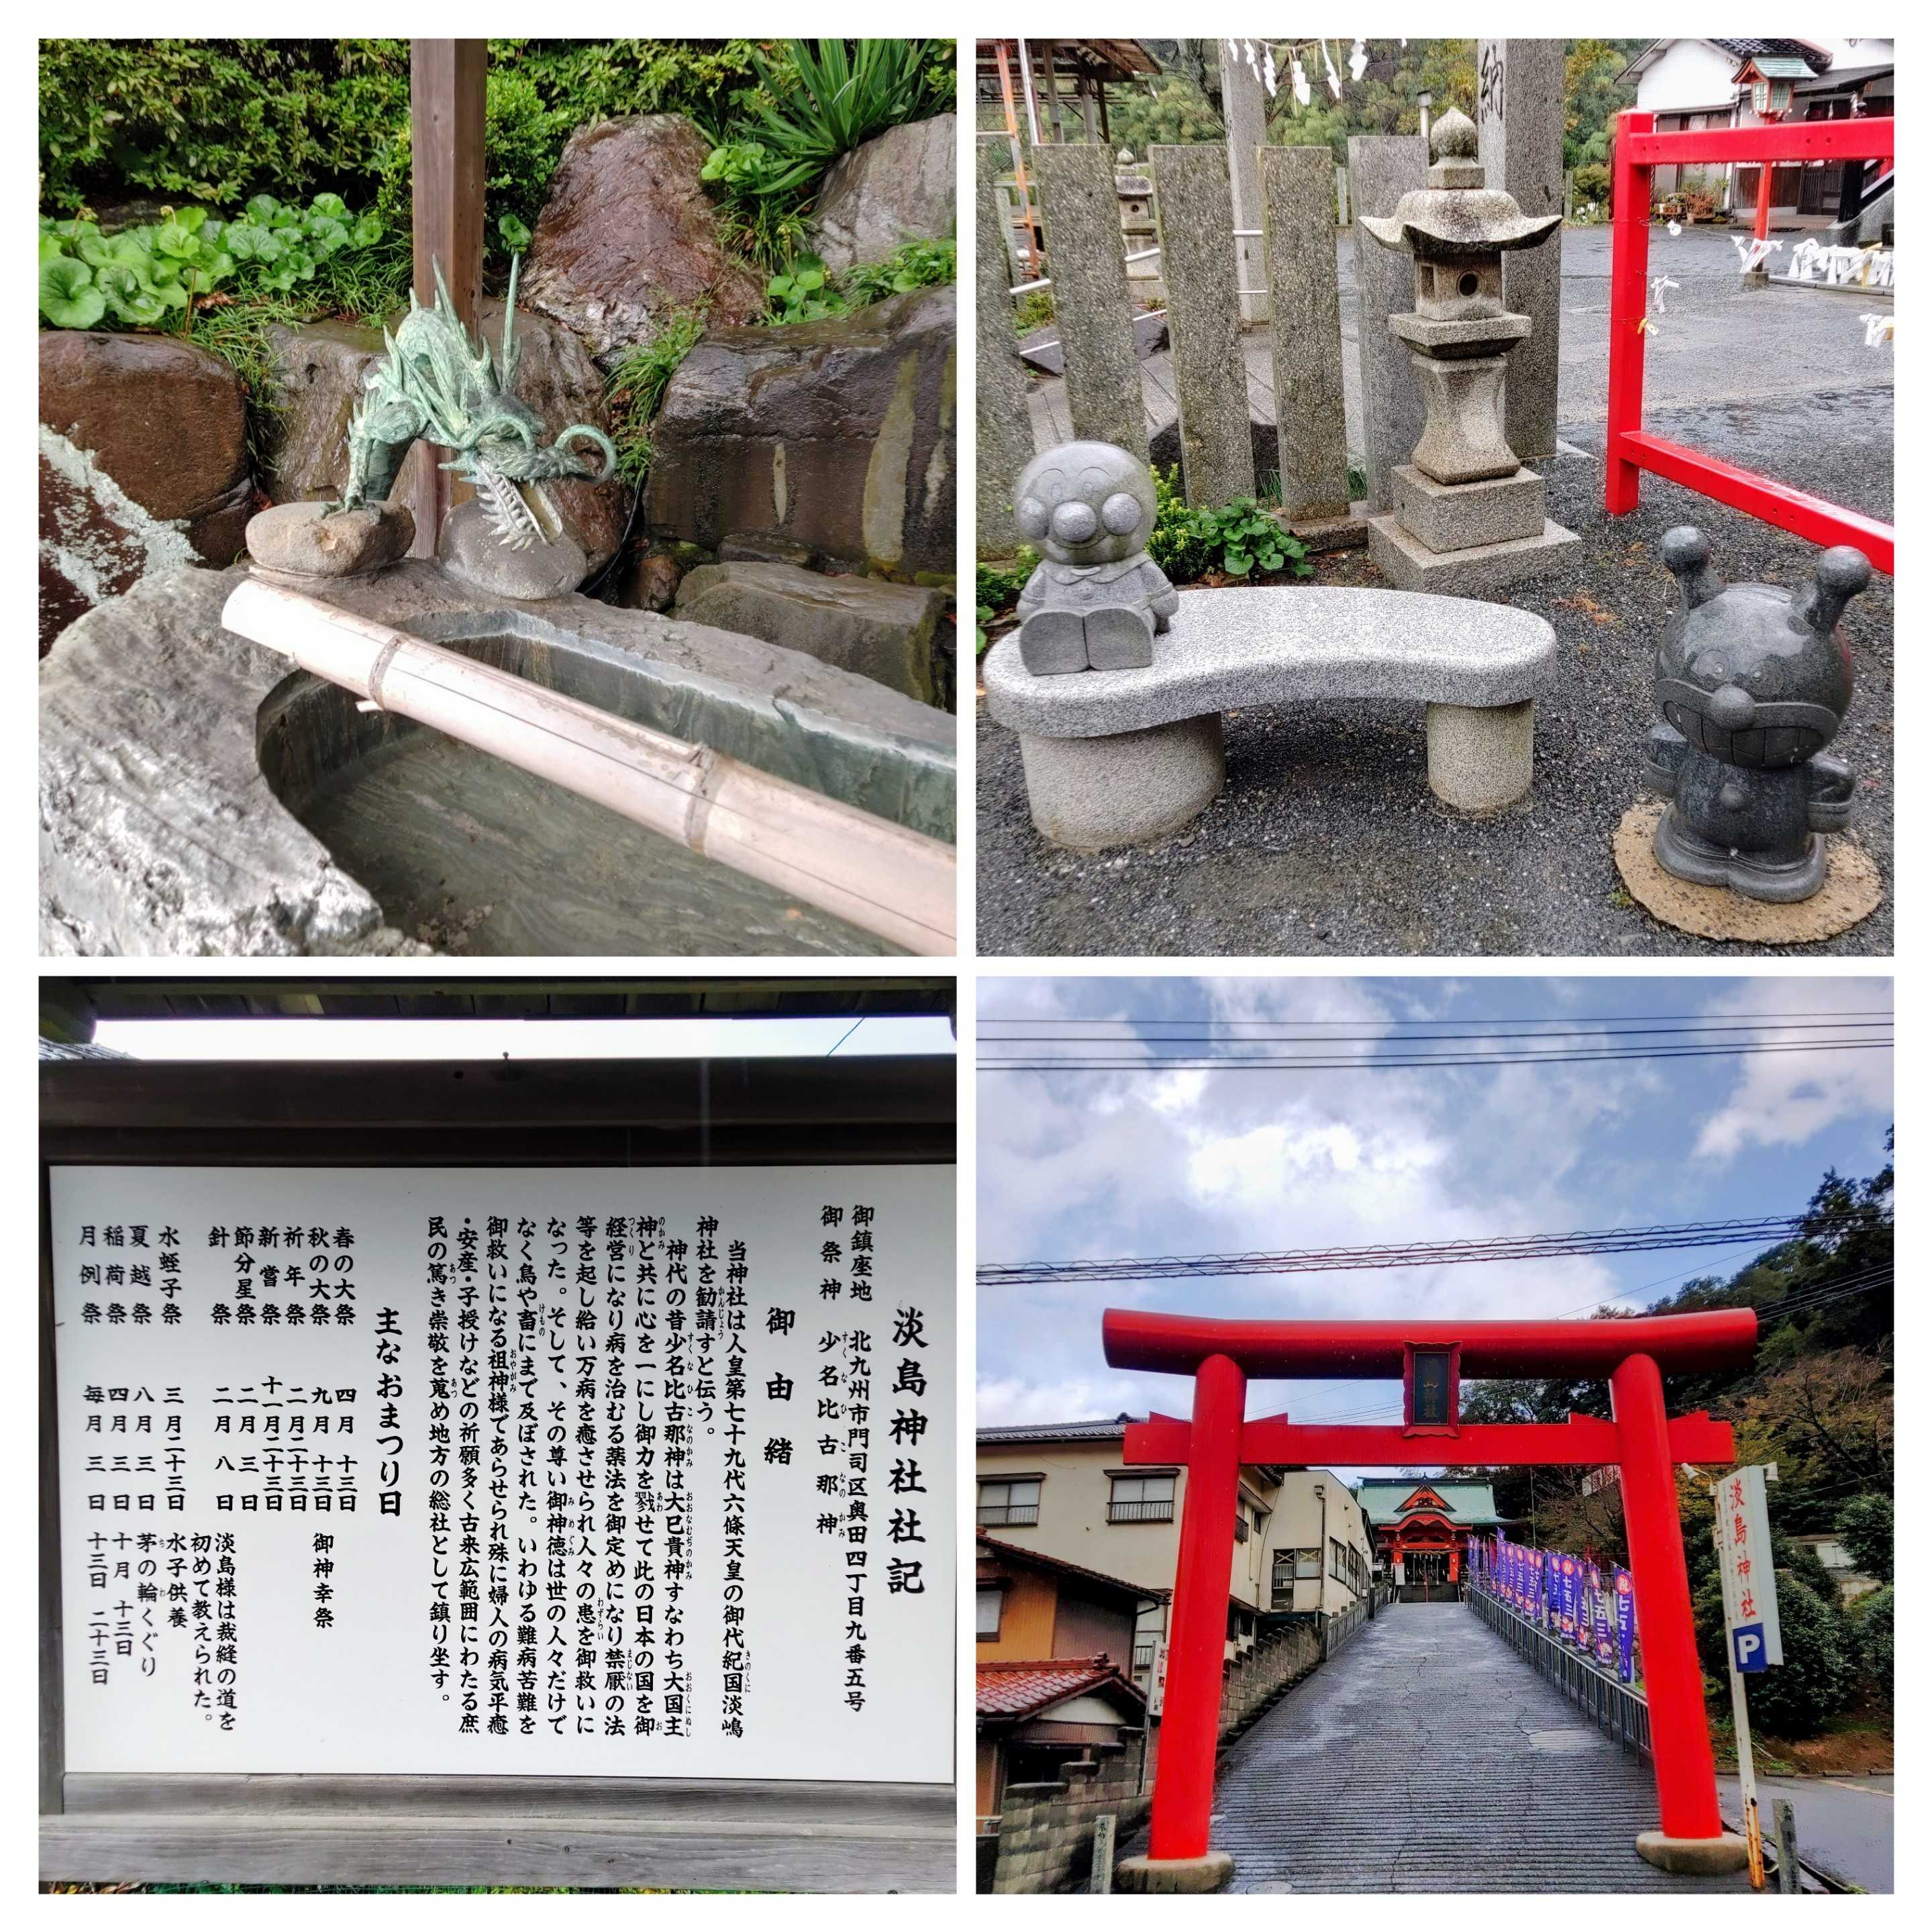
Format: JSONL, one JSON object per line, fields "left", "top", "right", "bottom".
{"left": 974, "top": 1534, "right": 1157, "bottom": 1823}
{"left": 1788, "top": 1530, "right": 1884, "bottom": 1605}
{"left": 1618, "top": 39, "right": 1894, "bottom": 238}
{"left": 976, "top": 1417, "right": 1374, "bottom": 1684}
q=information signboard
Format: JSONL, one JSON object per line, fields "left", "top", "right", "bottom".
{"left": 1716, "top": 1462, "right": 1783, "bottom": 1674}
{"left": 49, "top": 1164, "right": 954, "bottom": 1785}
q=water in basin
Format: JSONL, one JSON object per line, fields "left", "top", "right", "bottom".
{"left": 256, "top": 611, "right": 954, "bottom": 956}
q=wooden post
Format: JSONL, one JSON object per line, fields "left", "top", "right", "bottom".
{"left": 407, "top": 38, "right": 488, "bottom": 556}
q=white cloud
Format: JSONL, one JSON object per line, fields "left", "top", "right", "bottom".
{"left": 1693, "top": 978, "right": 1892, "bottom": 1160}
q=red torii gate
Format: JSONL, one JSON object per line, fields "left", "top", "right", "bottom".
{"left": 1105, "top": 1309, "right": 1758, "bottom": 1891}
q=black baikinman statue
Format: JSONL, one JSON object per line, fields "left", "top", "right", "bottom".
{"left": 1643, "top": 525, "right": 1871, "bottom": 903}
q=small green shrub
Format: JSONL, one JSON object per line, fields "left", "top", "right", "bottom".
{"left": 974, "top": 547, "right": 1037, "bottom": 653}
{"left": 765, "top": 254, "right": 838, "bottom": 325}
{"left": 843, "top": 236, "right": 954, "bottom": 306}
{"left": 1146, "top": 465, "right": 1311, "bottom": 584}
{"left": 1012, "top": 289, "right": 1054, "bottom": 335}
{"left": 700, "top": 39, "right": 955, "bottom": 269}
{"left": 1695, "top": 1571, "right": 1855, "bottom": 1739}
{"left": 1572, "top": 161, "right": 1611, "bottom": 209}
{"left": 1851, "top": 1584, "right": 1892, "bottom": 1697}
{"left": 733, "top": 39, "right": 951, "bottom": 198}
{"left": 762, "top": 238, "right": 954, "bottom": 327}
{"left": 605, "top": 307, "right": 707, "bottom": 487}
{"left": 1836, "top": 1493, "right": 1893, "bottom": 1584}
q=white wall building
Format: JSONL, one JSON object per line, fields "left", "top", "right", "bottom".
{"left": 976, "top": 1417, "right": 1374, "bottom": 1686}
{"left": 1619, "top": 38, "right": 1893, "bottom": 233}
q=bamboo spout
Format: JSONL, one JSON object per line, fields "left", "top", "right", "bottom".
{"left": 222, "top": 578, "right": 956, "bottom": 954}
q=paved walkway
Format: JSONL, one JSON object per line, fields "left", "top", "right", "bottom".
{"left": 1199, "top": 1602, "right": 1751, "bottom": 1892}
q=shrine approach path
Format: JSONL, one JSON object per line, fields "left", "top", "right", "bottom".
{"left": 1200, "top": 1600, "right": 1753, "bottom": 1892}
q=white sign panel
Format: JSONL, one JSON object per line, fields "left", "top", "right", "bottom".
{"left": 1716, "top": 1462, "right": 1782, "bottom": 1673}
{"left": 50, "top": 1165, "right": 954, "bottom": 1782}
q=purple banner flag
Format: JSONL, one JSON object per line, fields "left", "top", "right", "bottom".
{"left": 1613, "top": 1566, "right": 1637, "bottom": 1682}
{"left": 1590, "top": 1563, "right": 1615, "bottom": 1667}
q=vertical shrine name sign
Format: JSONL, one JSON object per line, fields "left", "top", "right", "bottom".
{"left": 50, "top": 1164, "right": 954, "bottom": 1784}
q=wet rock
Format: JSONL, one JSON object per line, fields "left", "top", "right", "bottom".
{"left": 264, "top": 301, "right": 627, "bottom": 571}
{"left": 519, "top": 115, "right": 765, "bottom": 361}
{"left": 41, "top": 559, "right": 954, "bottom": 956}
{"left": 38, "top": 330, "right": 254, "bottom": 652}
{"left": 718, "top": 533, "right": 819, "bottom": 568}
{"left": 807, "top": 113, "right": 957, "bottom": 272}
{"left": 646, "top": 285, "right": 955, "bottom": 584}
{"left": 674, "top": 560, "right": 949, "bottom": 706}
{"left": 620, "top": 546, "right": 686, "bottom": 611}
{"left": 437, "top": 498, "right": 588, "bottom": 600}
{"left": 246, "top": 501, "right": 415, "bottom": 580}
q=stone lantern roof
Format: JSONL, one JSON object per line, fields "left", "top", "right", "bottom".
{"left": 1360, "top": 109, "right": 1562, "bottom": 258}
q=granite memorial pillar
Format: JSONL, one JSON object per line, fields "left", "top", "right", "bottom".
{"left": 1031, "top": 142, "right": 1148, "bottom": 463}
{"left": 1477, "top": 38, "right": 1565, "bottom": 460}
{"left": 1349, "top": 134, "right": 1429, "bottom": 513}
{"left": 1261, "top": 144, "right": 1354, "bottom": 539}
{"left": 978, "top": 138, "right": 1043, "bottom": 555}
{"left": 1152, "top": 143, "right": 1254, "bottom": 507}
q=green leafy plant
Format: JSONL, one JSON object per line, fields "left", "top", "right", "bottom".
{"left": 760, "top": 237, "right": 955, "bottom": 327}
{"left": 1145, "top": 465, "right": 1311, "bottom": 584}
{"left": 39, "top": 193, "right": 389, "bottom": 332}
{"left": 842, "top": 236, "right": 954, "bottom": 306}
{"left": 498, "top": 211, "right": 531, "bottom": 253}
{"left": 605, "top": 306, "right": 707, "bottom": 487}
{"left": 735, "top": 38, "right": 951, "bottom": 197}
{"left": 974, "top": 548, "right": 1037, "bottom": 654}
{"left": 764, "top": 254, "right": 837, "bottom": 325}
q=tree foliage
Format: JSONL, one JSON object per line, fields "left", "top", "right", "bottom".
{"left": 1835, "top": 1493, "right": 1893, "bottom": 1583}
{"left": 1098, "top": 38, "right": 1645, "bottom": 179}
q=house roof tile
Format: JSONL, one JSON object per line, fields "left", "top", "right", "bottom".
{"left": 976, "top": 1658, "right": 1145, "bottom": 1721}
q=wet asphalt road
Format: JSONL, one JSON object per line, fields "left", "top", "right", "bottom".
{"left": 975, "top": 378, "right": 1894, "bottom": 960}
{"left": 1719, "top": 1772, "right": 1893, "bottom": 1893}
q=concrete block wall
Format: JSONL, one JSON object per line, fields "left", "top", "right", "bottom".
{"left": 1219, "top": 1621, "right": 1321, "bottom": 1735}
{"left": 985, "top": 1736, "right": 1152, "bottom": 1894}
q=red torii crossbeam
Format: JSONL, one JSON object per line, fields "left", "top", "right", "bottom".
{"left": 1103, "top": 1309, "right": 1758, "bottom": 1887}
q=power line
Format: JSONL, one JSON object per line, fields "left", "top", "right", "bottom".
{"left": 978, "top": 1020, "right": 1894, "bottom": 1044}
{"left": 980, "top": 1041, "right": 1890, "bottom": 1074}
{"left": 976, "top": 1008, "right": 1894, "bottom": 1027}
{"left": 978, "top": 1210, "right": 1872, "bottom": 1288}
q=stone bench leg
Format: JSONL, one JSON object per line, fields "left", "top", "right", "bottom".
{"left": 1017, "top": 713, "right": 1226, "bottom": 851}
{"left": 1426, "top": 699, "right": 1533, "bottom": 812}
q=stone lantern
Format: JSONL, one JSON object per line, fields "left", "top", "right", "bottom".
{"left": 1361, "top": 107, "right": 1578, "bottom": 591}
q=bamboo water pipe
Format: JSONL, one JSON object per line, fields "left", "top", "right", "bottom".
{"left": 222, "top": 578, "right": 956, "bottom": 954}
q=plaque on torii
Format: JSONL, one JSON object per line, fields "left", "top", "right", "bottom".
{"left": 1104, "top": 1309, "right": 1757, "bottom": 1890}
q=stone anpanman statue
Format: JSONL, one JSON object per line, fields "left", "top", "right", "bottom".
{"left": 1013, "top": 440, "right": 1179, "bottom": 675}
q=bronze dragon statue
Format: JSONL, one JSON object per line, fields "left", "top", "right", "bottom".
{"left": 336, "top": 256, "right": 616, "bottom": 551}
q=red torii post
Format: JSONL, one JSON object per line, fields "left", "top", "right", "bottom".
{"left": 1105, "top": 1310, "right": 1758, "bottom": 1892}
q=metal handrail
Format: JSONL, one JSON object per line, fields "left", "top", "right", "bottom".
{"left": 1107, "top": 1498, "right": 1176, "bottom": 1523}
{"left": 1468, "top": 1582, "right": 1652, "bottom": 1762}
{"left": 978, "top": 1504, "right": 1039, "bottom": 1527}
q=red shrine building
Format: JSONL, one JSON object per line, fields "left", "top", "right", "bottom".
{"left": 1356, "top": 1479, "right": 1509, "bottom": 1590}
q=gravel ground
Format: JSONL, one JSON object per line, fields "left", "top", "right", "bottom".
{"left": 974, "top": 385, "right": 1893, "bottom": 959}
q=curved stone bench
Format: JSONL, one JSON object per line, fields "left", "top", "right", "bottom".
{"left": 982, "top": 583, "right": 1559, "bottom": 850}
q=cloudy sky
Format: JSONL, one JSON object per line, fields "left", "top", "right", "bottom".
{"left": 975, "top": 974, "right": 1891, "bottom": 1449}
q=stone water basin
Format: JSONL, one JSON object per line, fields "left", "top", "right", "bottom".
{"left": 257, "top": 610, "right": 954, "bottom": 956}
{"left": 38, "top": 562, "right": 956, "bottom": 958}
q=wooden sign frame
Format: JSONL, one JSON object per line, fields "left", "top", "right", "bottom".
{"left": 40, "top": 1053, "right": 958, "bottom": 1892}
